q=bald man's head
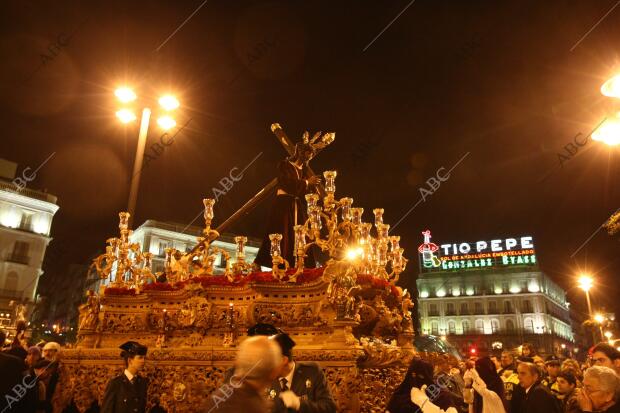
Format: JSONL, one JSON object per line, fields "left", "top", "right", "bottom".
{"left": 235, "top": 336, "right": 283, "bottom": 385}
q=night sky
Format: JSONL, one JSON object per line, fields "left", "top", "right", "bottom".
{"left": 1, "top": 1, "right": 619, "bottom": 319}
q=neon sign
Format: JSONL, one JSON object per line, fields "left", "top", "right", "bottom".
{"left": 419, "top": 232, "right": 537, "bottom": 272}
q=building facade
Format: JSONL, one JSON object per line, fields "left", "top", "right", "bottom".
{"left": 0, "top": 159, "right": 59, "bottom": 327}
{"left": 416, "top": 230, "right": 574, "bottom": 355}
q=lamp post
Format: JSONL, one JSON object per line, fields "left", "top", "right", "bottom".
{"left": 115, "top": 87, "right": 180, "bottom": 226}
{"left": 578, "top": 275, "right": 598, "bottom": 344}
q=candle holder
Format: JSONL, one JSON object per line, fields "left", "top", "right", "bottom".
{"left": 305, "top": 193, "right": 319, "bottom": 215}
{"left": 231, "top": 236, "right": 253, "bottom": 275}
{"left": 292, "top": 225, "right": 308, "bottom": 280}
{"left": 323, "top": 171, "right": 337, "bottom": 208}
{"left": 389, "top": 236, "right": 400, "bottom": 253}
{"left": 203, "top": 198, "right": 215, "bottom": 229}
{"left": 351, "top": 208, "right": 364, "bottom": 226}
{"left": 269, "top": 233, "right": 289, "bottom": 280}
{"left": 309, "top": 206, "right": 323, "bottom": 233}
{"left": 373, "top": 208, "right": 384, "bottom": 227}
{"left": 340, "top": 198, "right": 353, "bottom": 221}
{"left": 377, "top": 223, "right": 390, "bottom": 240}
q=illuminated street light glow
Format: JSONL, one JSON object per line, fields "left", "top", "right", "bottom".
{"left": 592, "top": 114, "right": 620, "bottom": 146}
{"left": 115, "top": 87, "right": 137, "bottom": 103}
{"left": 578, "top": 275, "right": 593, "bottom": 292}
{"left": 601, "top": 74, "right": 620, "bottom": 98}
{"left": 605, "top": 331, "right": 613, "bottom": 339}
{"left": 594, "top": 313, "right": 605, "bottom": 323}
{"left": 157, "top": 116, "right": 176, "bottom": 130}
{"left": 116, "top": 109, "right": 137, "bottom": 123}
{"left": 159, "top": 95, "right": 180, "bottom": 111}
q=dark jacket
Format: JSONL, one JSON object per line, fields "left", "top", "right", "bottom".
{"left": 202, "top": 382, "right": 270, "bottom": 413}
{"left": 268, "top": 362, "right": 336, "bottom": 413}
{"left": 0, "top": 352, "right": 27, "bottom": 412}
{"left": 101, "top": 372, "right": 148, "bottom": 413}
{"left": 511, "top": 382, "right": 561, "bottom": 413}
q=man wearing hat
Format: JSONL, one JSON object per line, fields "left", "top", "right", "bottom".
{"left": 102, "top": 341, "right": 148, "bottom": 413}
{"left": 541, "top": 356, "right": 561, "bottom": 398}
{"left": 268, "top": 332, "right": 336, "bottom": 413}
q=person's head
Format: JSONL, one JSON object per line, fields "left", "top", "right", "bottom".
{"left": 533, "top": 355, "right": 545, "bottom": 371}
{"left": 270, "top": 332, "right": 296, "bottom": 377}
{"left": 562, "top": 358, "right": 583, "bottom": 380}
{"left": 556, "top": 370, "right": 577, "bottom": 395}
{"left": 119, "top": 341, "right": 147, "bottom": 374}
{"left": 33, "top": 359, "right": 52, "bottom": 380}
{"left": 235, "top": 336, "right": 282, "bottom": 388}
{"left": 591, "top": 343, "right": 620, "bottom": 372}
{"left": 490, "top": 355, "right": 501, "bottom": 371}
{"left": 292, "top": 143, "right": 315, "bottom": 164}
{"left": 521, "top": 343, "right": 535, "bottom": 357}
{"left": 545, "top": 356, "right": 561, "bottom": 378}
{"left": 42, "top": 342, "right": 60, "bottom": 362}
{"left": 404, "top": 358, "right": 435, "bottom": 389}
{"left": 501, "top": 351, "right": 514, "bottom": 368}
{"left": 26, "top": 346, "right": 41, "bottom": 367}
{"left": 582, "top": 366, "right": 620, "bottom": 410}
{"left": 517, "top": 362, "right": 540, "bottom": 389}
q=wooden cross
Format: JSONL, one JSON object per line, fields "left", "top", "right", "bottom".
{"left": 216, "top": 123, "right": 333, "bottom": 233}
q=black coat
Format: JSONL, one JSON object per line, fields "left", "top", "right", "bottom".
{"left": 0, "top": 352, "right": 27, "bottom": 412}
{"left": 101, "top": 373, "right": 148, "bottom": 413}
{"left": 268, "top": 362, "right": 336, "bottom": 413}
{"left": 254, "top": 160, "right": 317, "bottom": 268}
{"left": 511, "top": 382, "right": 561, "bottom": 413}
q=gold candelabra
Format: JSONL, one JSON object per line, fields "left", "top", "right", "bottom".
{"left": 269, "top": 170, "right": 407, "bottom": 282}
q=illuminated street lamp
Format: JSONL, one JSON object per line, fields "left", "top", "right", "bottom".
{"left": 604, "top": 331, "right": 613, "bottom": 339}
{"left": 592, "top": 113, "right": 620, "bottom": 146}
{"left": 594, "top": 313, "right": 605, "bottom": 323}
{"left": 601, "top": 74, "right": 620, "bottom": 98}
{"left": 594, "top": 74, "right": 620, "bottom": 146}
{"left": 578, "top": 274, "right": 595, "bottom": 318}
{"left": 114, "top": 87, "right": 181, "bottom": 226}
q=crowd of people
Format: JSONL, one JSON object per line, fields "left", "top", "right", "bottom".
{"left": 0, "top": 330, "right": 62, "bottom": 413}
{"left": 387, "top": 341, "right": 620, "bottom": 413}
{"left": 4, "top": 326, "right": 620, "bottom": 413}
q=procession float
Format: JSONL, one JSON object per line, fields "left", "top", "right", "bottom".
{"left": 55, "top": 124, "right": 416, "bottom": 413}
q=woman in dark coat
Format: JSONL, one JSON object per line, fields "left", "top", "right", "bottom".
{"left": 387, "top": 358, "right": 459, "bottom": 413}
{"left": 254, "top": 143, "right": 321, "bottom": 269}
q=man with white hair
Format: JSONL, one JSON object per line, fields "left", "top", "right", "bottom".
{"left": 41, "top": 341, "right": 61, "bottom": 410}
{"left": 204, "top": 335, "right": 283, "bottom": 413}
{"left": 577, "top": 366, "right": 620, "bottom": 412}
{"left": 42, "top": 341, "right": 60, "bottom": 362}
